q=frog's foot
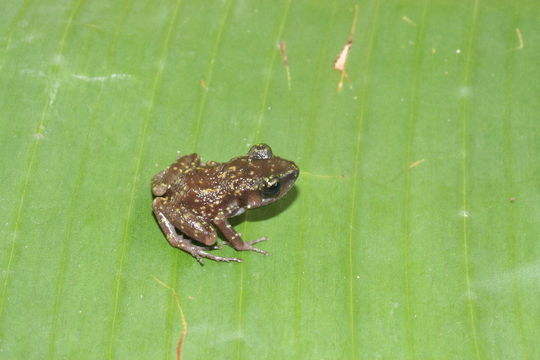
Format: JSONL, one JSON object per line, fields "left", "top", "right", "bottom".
{"left": 190, "top": 249, "right": 243, "bottom": 265}
{"left": 223, "top": 237, "right": 269, "bottom": 255}
{"left": 245, "top": 237, "right": 270, "bottom": 255}
{"left": 171, "top": 237, "right": 241, "bottom": 264}
{"left": 187, "top": 245, "right": 242, "bottom": 264}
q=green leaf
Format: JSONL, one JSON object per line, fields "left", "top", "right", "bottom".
{"left": 1, "top": 0, "right": 539, "bottom": 359}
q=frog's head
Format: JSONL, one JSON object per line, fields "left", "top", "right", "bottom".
{"left": 228, "top": 144, "right": 299, "bottom": 211}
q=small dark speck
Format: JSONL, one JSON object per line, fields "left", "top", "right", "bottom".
{"left": 510, "top": 197, "right": 516, "bottom": 203}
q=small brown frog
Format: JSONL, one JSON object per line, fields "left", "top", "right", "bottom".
{"left": 152, "top": 144, "right": 299, "bottom": 263}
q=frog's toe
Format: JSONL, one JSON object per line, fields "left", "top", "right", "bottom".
{"left": 244, "top": 238, "right": 269, "bottom": 256}
{"left": 247, "top": 236, "right": 269, "bottom": 246}
{"left": 213, "top": 255, "right": 242, "bottom": 263}
{"left": 222, "top": 237, "right": 269, "bottom": 255}
{"left": 194, "top": 254, "right": 205, "bottom": 265}
{"left": 249, "top": 246, "right": 269, "bottom": 256}
{"left": 192, "top": 248, "right": 242, "bottom": 264}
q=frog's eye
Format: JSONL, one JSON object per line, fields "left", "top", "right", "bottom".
{"left": 261, "top": 180, "right": 281, "bottom": 197}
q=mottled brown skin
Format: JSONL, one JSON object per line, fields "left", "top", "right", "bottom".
{"left": 152, "top": 144, "right": 299, "bottom": 264}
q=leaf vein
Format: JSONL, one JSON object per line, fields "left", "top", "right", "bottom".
{"left": 0, "top": 0, "right": 84, "bottom": 322}
{"left": 347, "top": 2, "right": 381, "bottom": 359}
{"left": 107, "top": 1, "right": 183, "bottom": 358}
{"left": 460, "top": 0, "right": 481, "bottom": 358}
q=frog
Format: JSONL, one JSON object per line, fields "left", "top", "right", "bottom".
{"left": 152, "top": 144, "right": 299, "bottom": 264}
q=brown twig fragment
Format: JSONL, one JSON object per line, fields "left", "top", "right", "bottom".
{"left": 334, "top": 4, "right": 360, "bottom": 91}
{"left": 401, "top": 15, "right": 417, "bottom": 27}
{"left": 154, "top": 277, "right": 188, "bottom": 360}
{"left": 279, "top": 41, "right": 292, "bottom": 90}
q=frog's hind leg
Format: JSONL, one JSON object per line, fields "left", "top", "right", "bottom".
{"left": 152, "top": 154, "right": 201, "bottom": 196}
{"left": 152, "top": 198, "right": 241, "bottom": 264}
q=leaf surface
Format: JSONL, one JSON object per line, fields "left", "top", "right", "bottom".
{"left": 1, "top": 1, "right": 539, "bottom": 359}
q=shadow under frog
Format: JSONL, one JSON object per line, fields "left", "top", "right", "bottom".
{"left": 231, "top": 185, "right": 299, "bottom": 225}
{"left": 151, "top": 144, "right": 299, "bottom": 264}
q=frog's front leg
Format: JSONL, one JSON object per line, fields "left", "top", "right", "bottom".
{"left": 153, "top": 198, "right": 241, "bottom": 264}
{"left": 213, "top": 214, "right": 269, "bottom": 255}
